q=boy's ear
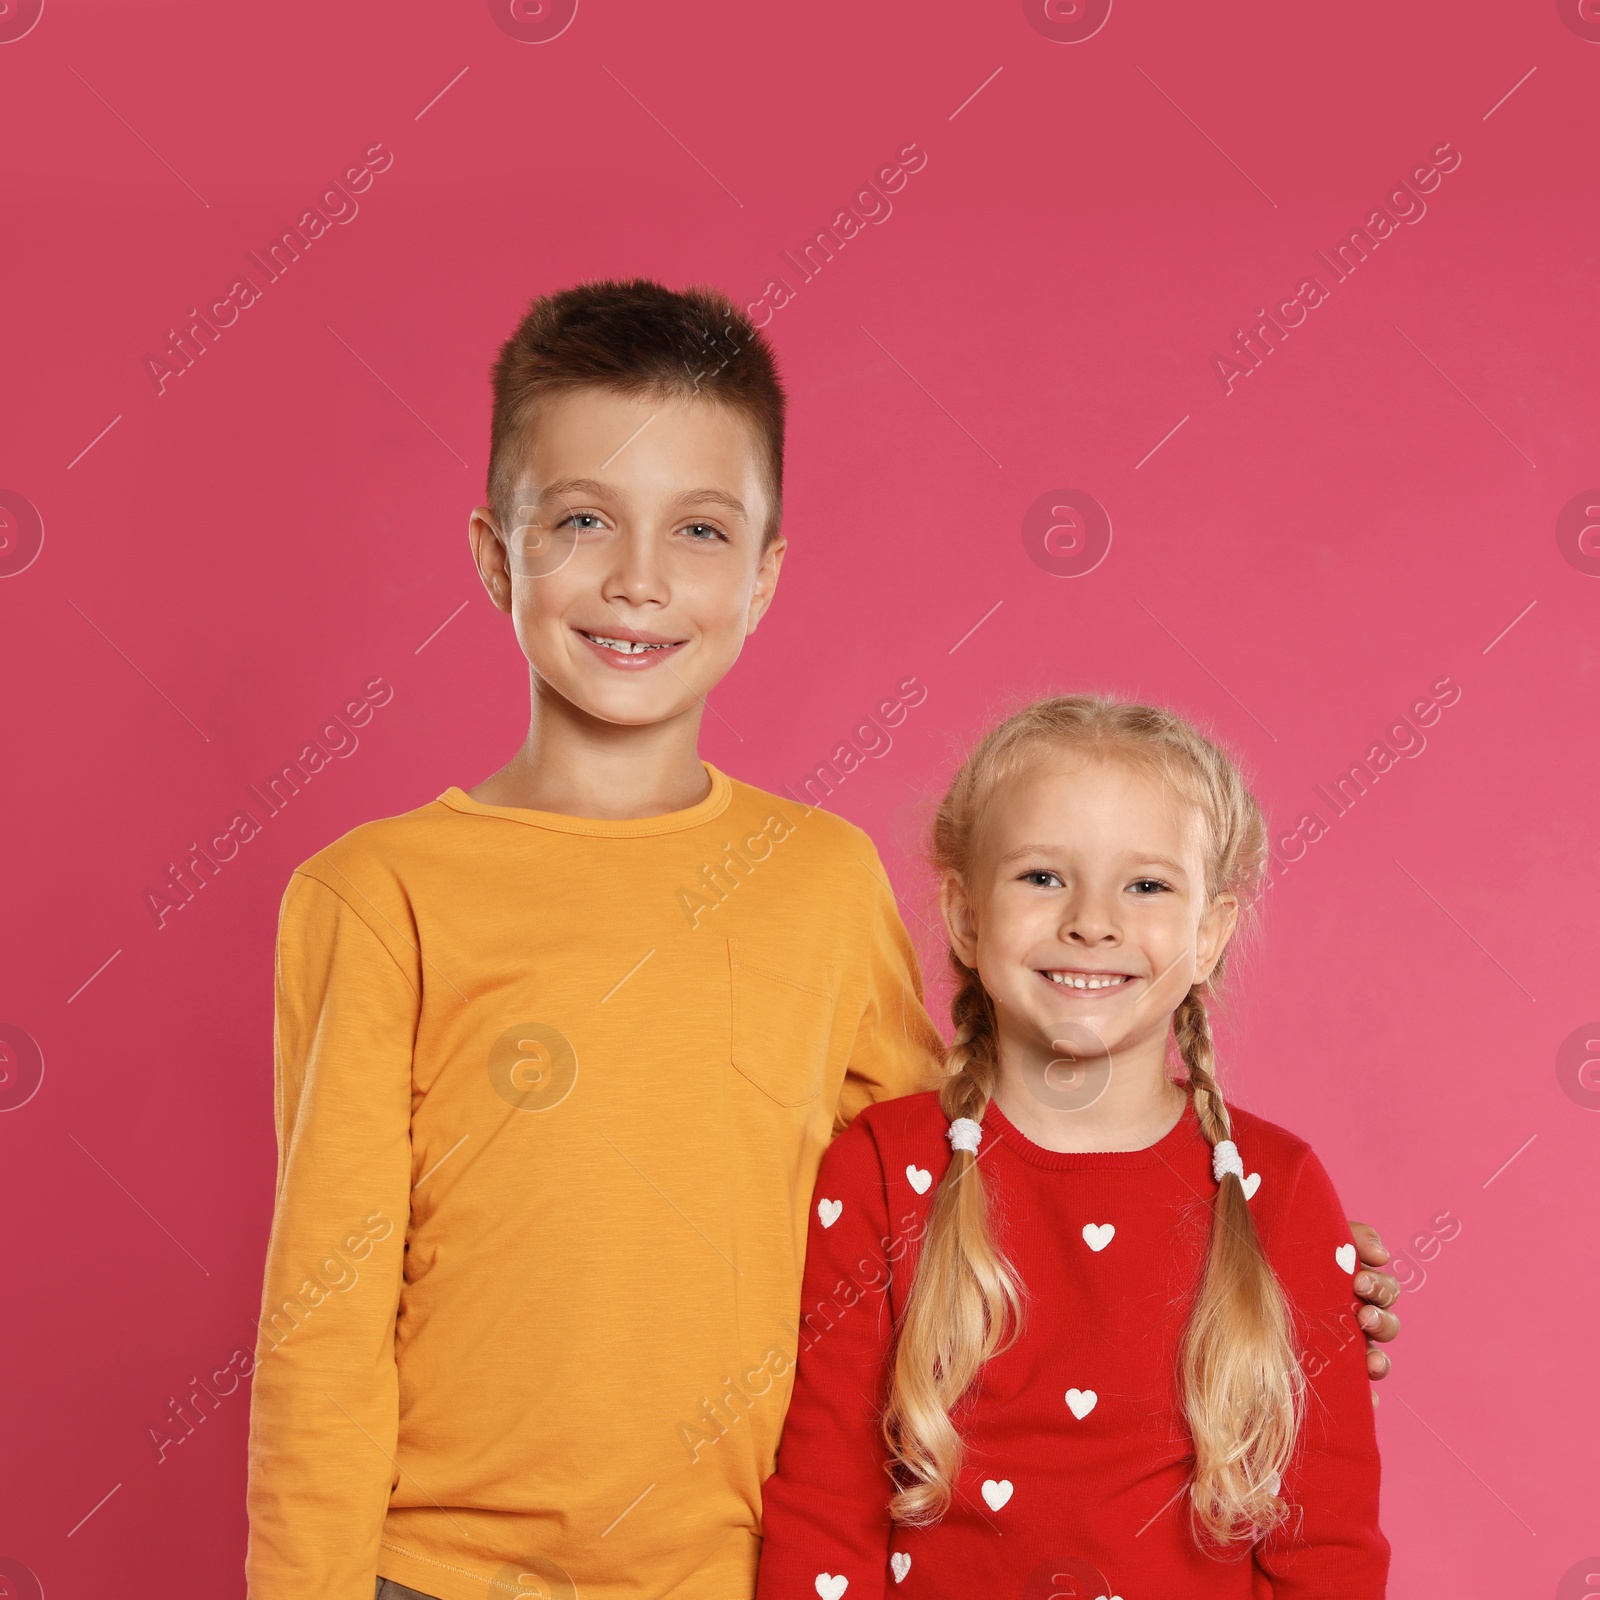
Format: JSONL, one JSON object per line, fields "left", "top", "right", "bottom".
{"left": 1194, "top": 891, "right": 1239, "bottom": 985}
{"left": 939, "top": 871, "right": 979, "bottom": 968}
{"left": 744, "top": 535, "right": 787, "bottom": 636}
{"left": 469, "top": 505, "right": 513, "bottom": 614}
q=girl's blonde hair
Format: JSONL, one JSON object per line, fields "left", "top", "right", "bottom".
{"left": 881, "top": 695, "right": 1303, "bottom": 1550}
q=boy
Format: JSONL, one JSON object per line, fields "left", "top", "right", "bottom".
{"left": 245, "top": 280, "right": 1399, "bottom": 1600}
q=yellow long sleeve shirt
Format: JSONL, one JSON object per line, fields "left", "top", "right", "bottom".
{"left": 245, "top": 765, "right": 944, "bottom": 1600}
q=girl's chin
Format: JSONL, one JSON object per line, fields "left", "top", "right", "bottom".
{"left": 1004, "top": 1010, "right": 1162, "bottom": 1065}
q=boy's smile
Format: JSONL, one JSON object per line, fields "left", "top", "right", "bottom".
{"left": 573, "top": 623, "right": 689, "bottom": 669}
{"left": 470, "top": 386, "right": 785, "bottom": 733}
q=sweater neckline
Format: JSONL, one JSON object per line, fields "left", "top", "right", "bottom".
{"left": 983, "top": 1091, "right": 1203, "bottom": 1171}
{"left": 436, "top": 762, "right": 734, "bottom": 838}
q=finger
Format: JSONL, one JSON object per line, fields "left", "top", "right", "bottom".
{"left": 1357, "top": 1305, "right": 1400, "bottom": 1344}
{"left": 1366, "top": 1343, "right": 1392, "bottom": 1382}
{"left": 1348, "top": 1220, "right": 1392, "bottom": 1267}
{"left": 1354, "top": 1270, "right": 1401, "bottom": 1310}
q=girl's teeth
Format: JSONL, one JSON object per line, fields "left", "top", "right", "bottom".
{"left": 1047, "top": 972, "right": 1129, "bottom": 990}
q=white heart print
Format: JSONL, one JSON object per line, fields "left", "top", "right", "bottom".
{"left": 890, "top": 1552, "right": 912, "bottom": 1583}
{"left": 1336, "top": 1242, "right": 1357, "bottom": 1274}
{"left": 906, "top": 1164, "right": 932, "bottom": 1195}
{"left": 1241, "top": 1172, "right": 1261, "bottom": 1200}
{"left": 981, "top": 1478, "right": 1013, "bottom": 1511}
{"left": 1065, "top": 1387, "right": 1098, "bottom": 1420}
{"left": 814, "top": 1575, "right": 848, "bottom": 1600}
{"left": 1081, "top": 1222, "right": 1115, "bottom": 1252}
{"left": 817, "top": 1198, "right": 843, "bottom": 1229}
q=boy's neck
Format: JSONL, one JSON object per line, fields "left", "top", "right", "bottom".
{"left": 467, "top": 678, "right": 713, "bottom": 820}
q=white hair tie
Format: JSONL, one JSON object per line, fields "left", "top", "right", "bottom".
{"left": 1212, "top": 1139, "right": 1244, "bottom": 1185}
{"left": 947, "top": 1117, "right": 983, "bottom": 1155}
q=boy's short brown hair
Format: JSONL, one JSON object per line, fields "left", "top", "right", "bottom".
{"left": 487, "top": 278, "right": 787, "bottom": 544}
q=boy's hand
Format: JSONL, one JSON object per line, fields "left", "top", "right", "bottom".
{"left": 1348, "top": 1220, "right": 1401, "bottom": 1394}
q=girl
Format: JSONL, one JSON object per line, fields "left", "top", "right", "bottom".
{"left": 755, "top": 696, "right": 1388, "bottom": 1598}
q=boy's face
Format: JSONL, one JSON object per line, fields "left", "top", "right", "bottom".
{"left": 469, "top": 387, "right": 784, "bottom": 730}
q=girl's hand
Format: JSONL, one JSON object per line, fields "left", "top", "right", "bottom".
{"left": 1347, "top": 1220, "right": 1401, "bottom": 1391}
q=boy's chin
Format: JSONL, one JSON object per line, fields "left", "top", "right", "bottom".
{"left": 539, "top": 671, "right": 704, "bottom": 729}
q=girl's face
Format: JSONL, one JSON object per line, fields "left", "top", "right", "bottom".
{"left": 942, "top": 754, "right": 1238, "bottom": 1070}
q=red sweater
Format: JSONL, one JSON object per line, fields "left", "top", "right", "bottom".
{"left": 756, "top": 1091, "right": 1388, "bottom": 1600}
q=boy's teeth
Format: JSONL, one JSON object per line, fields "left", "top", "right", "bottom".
{"left": 1045, "top": 972, "right": 1131, "bottom": 990}
{"left": 587, "top": 632, "right": 670, "bottom": 654}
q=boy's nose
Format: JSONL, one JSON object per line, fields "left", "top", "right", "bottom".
{"left": 604, "top": 529, "right": 668, "bottom": 606}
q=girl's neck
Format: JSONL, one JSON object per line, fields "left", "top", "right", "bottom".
{"left": 990, "top": 1035, "right": 1190, "bottom": 1155}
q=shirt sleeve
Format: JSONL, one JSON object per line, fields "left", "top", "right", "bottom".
{"left": 757, "top": 1117, "right": 901, "bottom": 1600}
{"left": 1254, "top": 1146, "right": 1391, "bottom": 1598}
{"left": 835, "top": 840, "right": 945, "bottom": 1130}
{"left": 245, "top": 868, "right": 417, "bottom": 1599}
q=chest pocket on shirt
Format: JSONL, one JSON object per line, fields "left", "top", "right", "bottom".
{"left": 728, "top": 938, "right": 838, "bottom": 1107}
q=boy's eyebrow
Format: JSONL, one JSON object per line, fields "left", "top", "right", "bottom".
{"left": 535, "top": 476, "right": 614, "bottom": 504}
{"left": 534, "top": 477, "right": 749, "bottom": 520}
{"left": 668, "top": 486, "right": 750, "bottom": 518}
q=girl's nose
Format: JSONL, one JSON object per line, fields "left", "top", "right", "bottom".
{"left": 1060, "top": 893, "right": 1119, "bottom": 945}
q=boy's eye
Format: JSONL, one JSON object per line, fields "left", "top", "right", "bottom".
{"left": 682, "top": 521, "right": 728, "bottom": 542}
{"left": 558, "top": 513, "right": 605, "bottom": 531}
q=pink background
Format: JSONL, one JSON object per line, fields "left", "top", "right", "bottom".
{"left": 2, "top": 1, "right": 1596, "bottom": 1595}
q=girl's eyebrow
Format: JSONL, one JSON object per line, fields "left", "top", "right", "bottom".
{"left": 995, "top": 843, "right": 1057, "bottom": 866}
{"left": 1129, "top": 855, "right": 1188, "bottom": 875}
{"left": 995, "top": 843, "right": 1190, "bottom": 875}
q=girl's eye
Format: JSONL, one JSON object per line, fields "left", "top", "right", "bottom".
{"left": 682, "top": 522, "right": 728, "bottom": 542}
{"left": 1021, "top": 870, "right": 1063, "bottom": 888}
{"left": 1128, "top": 878, "right": 1172, "bottom": 895}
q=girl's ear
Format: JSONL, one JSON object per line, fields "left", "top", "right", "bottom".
{"left": 1195, "top": 890, "right": 1239, "bottom": 985}
{"left": 939, "top": 871, "right": 980, "bottom": 968}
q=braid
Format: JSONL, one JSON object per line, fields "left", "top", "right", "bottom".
{"left": 1173, "top": 984, "right": 1301, "bottom": 1549}
{"left": 939, "top": 954, "right": 998, "bottom": 1125}
{"left": 1174, "top": 986, "right": 1231, "bottom": 1148}
{"left": 883, "top": 951, "right": 1020, "bottom": 1524}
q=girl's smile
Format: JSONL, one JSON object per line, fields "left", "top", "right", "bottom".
{"left": 1036, "top": 967, "right": 1139, "bottom": 993}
